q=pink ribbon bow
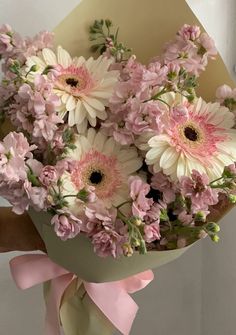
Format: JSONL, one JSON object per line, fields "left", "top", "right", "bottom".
{"left": 10, "top": 254, "right": 154, "bottom": 335}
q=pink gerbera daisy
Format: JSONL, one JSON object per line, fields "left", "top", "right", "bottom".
{"left": 145, "top": 94, "right": 236, "bottom": 181}
{"left": 26, "top": 46, "right": 119, "bottom": 132}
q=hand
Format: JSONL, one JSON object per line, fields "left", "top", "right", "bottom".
{"left": 0, "top": 207, "right": 46, "bottom": 252}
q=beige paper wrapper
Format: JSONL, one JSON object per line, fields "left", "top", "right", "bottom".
{"left": 30, "top": 209, "right": 189, "bottom": 282}
{"left": 27, "top": 0, "right": 235, "bottom": 284}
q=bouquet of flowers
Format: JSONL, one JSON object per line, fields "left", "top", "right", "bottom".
{"left": 1, "top": 0, "right": 236, "bottom": 334}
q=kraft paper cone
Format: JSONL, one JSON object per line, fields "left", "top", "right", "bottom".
{"left": 30, "top": 209, "right": 189, "bottom": 282}
{"left": 27, "top": 0, "right": 235, "bottom": 283}
{"left": 53, "top": 0, "right": 235, "bottom": 101}
{"left": 59, "top": 278, "right": 114, "bottom": 335}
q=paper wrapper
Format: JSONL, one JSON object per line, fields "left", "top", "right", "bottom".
{"left": 44, "top": 279, "right": 114, "bottom": 335}
{"left": 29, "top": 209, "right": 189, "bottom": 282}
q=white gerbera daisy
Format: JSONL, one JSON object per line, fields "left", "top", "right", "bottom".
{"left": 61, "top": 128, "right": 142, "bottom": 214}
{"left": 145, "top": 93, "right": 236, "bottom": 181}
{"left": 26, "top": 46, "right": 119, "bottom": 132}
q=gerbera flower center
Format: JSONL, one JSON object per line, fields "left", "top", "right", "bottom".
{"left": 71, "top": 150, "right": 123, "bottom": 200}
{"left": 184, "top": 126, "right": 199, "bottom": 141}
{"left": 56, "top": 65, "right": 94, "bottom": 96}
{"left": 65, "top": 77, "right": 79, "bottom": 88}
{"left": 89, "top": 170, "right": 104, "bottom": 185}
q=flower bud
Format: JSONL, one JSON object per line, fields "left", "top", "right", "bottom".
{"left": 195, "top": 211, "right": 206, "bottom": 222}
{"left": 206, "top": 222, "right": 220, "bottom": 233}
{"left": 211, "top": 235, "right": 220, "bottom": 243}
{"left": 228, "top": 194, "right": 236, "bottom": 204}
{"left": 123, "top": 243, "right": 133, "bottom": 257}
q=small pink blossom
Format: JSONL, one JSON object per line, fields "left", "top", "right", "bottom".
{"left": 178, "top": 24, "right": 201, "bottom": 41}
{"left": 29, "top": 186, "right": 48, "bottom": 210}
{"left": 151, "top": 172, "right": 176, "bottom": 203}
{"left": 126, "top": 99, "right": 165, "bottom": 135}
{"left": 39, "top": 165, "right": 58, "bottom": 187}
{"left": 92, "top": 228, "right": 125, "bottom": 258}
{"left": 198, "top": 33, "right": 217, "bottom": 58}
{"left": 178, "top": 210, "right": 193, "bottom": 226}
{"left": 0, "top": 132, "right": 36, "bottom": 182}
{"left": 144, "top": 223, "right": 161, "bottom": 243}
{"left": 129, "top": 176, "right": 153, "bottom": 219}
{"left": 83, "top": 201, "right": 117, "bottom": 234}
{"left": 51, "top": 212, "right": 82, "bottom": 241}
{"left": 180, "top": 170, "right": 219, "bottom": 213}
{"left": 0, "top": 24, "right": 13, "bottom": 55}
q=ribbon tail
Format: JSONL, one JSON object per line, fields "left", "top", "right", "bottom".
{"left": 45, "top": 274, "right": 73, "bottom": 335}
{"left": 85, "top": 282, "right": 138, "bottom": 335}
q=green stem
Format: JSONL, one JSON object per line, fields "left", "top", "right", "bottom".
{"left": 116, "top": 200, "right": 132, "bottom": 210}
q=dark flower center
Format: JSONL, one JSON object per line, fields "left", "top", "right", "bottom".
{"left": 66, "top": 78, "right": 79, "bottom": 87}
{"left": 184, "top": 126, "right": 198, "bottom": 141}
{"left": 89, "top": 170, "right": 104, "bottom": 185}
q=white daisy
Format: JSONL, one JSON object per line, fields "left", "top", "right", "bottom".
{"left": 61, "top": 128, "right": 142, "bottom": 214}
{"left": 26, "top": 46, "right": 119, "bottom": 132}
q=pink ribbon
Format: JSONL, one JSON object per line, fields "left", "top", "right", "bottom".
{"left": 10, "top": 254, "right": 154, "bottom": 335}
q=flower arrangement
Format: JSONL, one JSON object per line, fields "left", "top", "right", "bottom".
{"left": 0, "top": 19, "right": 236, "bottom": 262}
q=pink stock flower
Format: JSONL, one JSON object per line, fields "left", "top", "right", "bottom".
{"left": 0, "top": 180, "right": 31, "bottom": 214}
{"left": 129, "top": 176, "right": 153, "bottom": 219}
{"left": 12, "top": 75, "right": 62, "bottom": 141}
{"left": 39, "top": 165, "right": 58, "bottom": 187}
{"left": 91, "top": 228, "right": 125, "bottom": 258}
{"left": 83, "top": 202, "right": 117, "bottom": 234}
{"left": 177, "top": 210, "right": 193, "bottom": 226}
{"left": 198, "top": 33, "right": 217, "bottom": 58}
{"left": 160, "top": 25, "right": 217, "bottom": 76}
{"left": 216, "top": 85, "right": 236, "bottom": 102}
{"left": 0, "top": 24, "right": 14, "bottom": 55}
{"left": 29, "top": 186, "right": 48, "bottom": 210}
{"left": 180, "top": 170, "right": 219, "bottom": 213}
{"left": 102, "top": 108, "right": 135, "bottom": 145}
{"left": 151, "top": 172, "right": 176, "bottom": 203}
{"left": 126, "top": 99, "right": 165, "bottom": 135}
{"left": 144, "top": 223, "right": 161, "bottom": 243}
{"left": 51, "top": 212, "right": 82, "bottom": 241}
{"left": 178, "top": 24, "right": 201, "bottom": 41}
{"left": 0, "top": 132, "right": 36, "bottom": 182}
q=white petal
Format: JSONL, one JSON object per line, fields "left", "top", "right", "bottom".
{"left": 87, "top": 128, "right": 96, "bottom": 145}
{"left": 122, "top": 158, "right": 142, "bottom": 174}
{"left": 103, "top": 137, "right": 116, "bottom": 155}
{"left": 118, "top": 149, "right": 138, "bottom": 163}
{"left": 90, "top": 90, "right": 113, "bottom": 99}
{"left": 42, "top": 48, "right": 57, "bottom": 65}
{"left": 159, "top": 147, "right": 179, "bottom": 170}
{"left": 68, "top": 110, "right": 75, "bottom": 126}
{"left": 176, "top": 153, "right": 186, "bottom": 179}
{"left": 76, "top": 119, "right": 87, "bottom": 134}
{"left": 94, "top": 132, "right": 107, "bottom": 152}
{"left": 96, "top": 109, "right": 107, "bottom": 120}
{"left": 73, "top": 56, "right": 85, "bottom": 67}
{"left": 146, "top": 147, "right": 166, "bottom": 164}
{"left": 57, "top": 46, "right": 72, "bottom": 67}
{"left": 82, "top": 100, "right": 97, "bottom": 118}
{"left": 66, "top": 95, "right": 76, "bottom": 111}
{"left": 74, "top": 100, "right": 84, "bottom": 124}
{"left": 61, "top": 93, "right": 69, "bottom": 104}
{"left": 148, "top": 135, "right": 170, "bottom": 148}
{"left": 83, "top": 96, "right": 105, "bottom": 112}
{"left": 87, "top": 114, "right": 97, "bottom": 127}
